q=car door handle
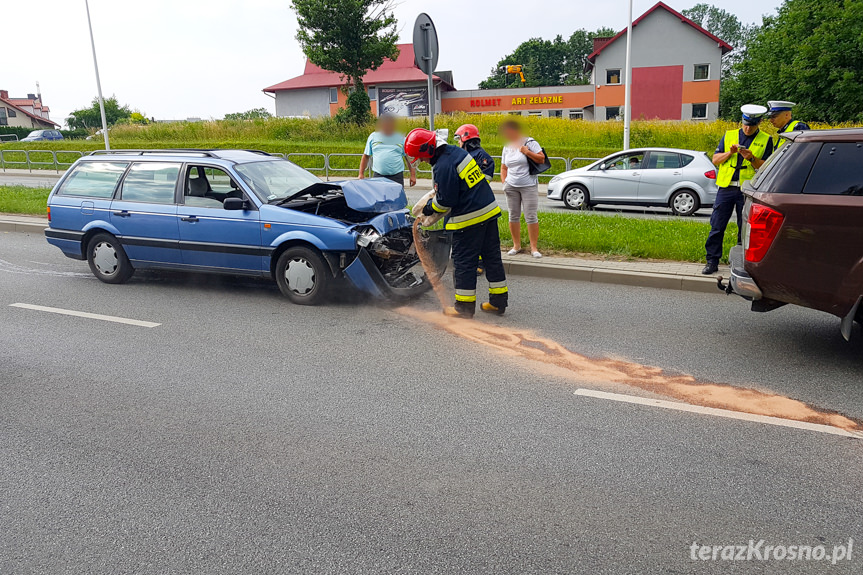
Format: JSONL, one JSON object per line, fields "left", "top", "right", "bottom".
{"left": 632, "top": 172, "right": 641, "bottom": 176}
{"left": 181, "top": 216, "right": 199, "bottom": 223}
{"left": 112, "top": 210, "right": 131, "bottom": 217}
{"left": 673, "top": 171, "right": 682, "bottom": 176}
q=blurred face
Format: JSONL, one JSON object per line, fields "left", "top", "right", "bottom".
{"left": 378, "top": 116, "right": 396, "bottom": 136}
{"left": 770, "top": 111, "right": 792, "bottom": 129}
{"left": 501, "top": 125, "right": 522, "bottom": 143}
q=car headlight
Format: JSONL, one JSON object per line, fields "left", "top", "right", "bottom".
{"left": 549, "top": 176, "right": 561, "bottom": 185}
{"left": 356, "top": 227, "right": 381, "bottom": 248}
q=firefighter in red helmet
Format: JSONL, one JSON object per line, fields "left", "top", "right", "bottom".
{"left": 405, "top": 128, "right": 508, "bottom": 318}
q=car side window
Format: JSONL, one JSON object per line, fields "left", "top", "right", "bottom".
{"left": 119, "top": 162, "right": 181, "bottom": 204}
{"left": 803, "top": 143, "right": 863, "bottom": 196}
{"left": 183, "top": 165, "right": 247, "bottom": 208}
{"left": 646, "top": 152, "right": 682, "bottom": 170}
{"left": 601, "top": 152, "right": 644, "bottom": 171}
{"left": 680, "top": 154, "right": 695, "bottom": 167}
{"left": 57, "top": 162, "right": 128, "bottom": 198}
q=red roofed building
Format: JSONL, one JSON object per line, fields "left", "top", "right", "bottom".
{"left": 264, "top": 3, "right": 731, "bottom": 122}
{"left": 0, "top": 90, "right": 58, "bottom": 129}
{"left": 263, "top": 44, "right": 455, "bottom": 118}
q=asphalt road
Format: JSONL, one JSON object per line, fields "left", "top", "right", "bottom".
{"left": 2, "top": 231, "right": 862, "bottom": 574}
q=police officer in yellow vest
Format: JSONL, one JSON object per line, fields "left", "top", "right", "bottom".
{"left": 767, "top": 100, "right": 810, "bottom": 148}
{"left": 703, "top": 105, "right": 775, "bottom": 275}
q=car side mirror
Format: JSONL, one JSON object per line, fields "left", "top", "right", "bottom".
{"left": 223, "top": 197, "right": 249, "bottom": 211}
{"left": 599, "top": 164, "right": 607, "bottom": 171}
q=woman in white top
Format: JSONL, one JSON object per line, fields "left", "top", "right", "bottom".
{"left": 500, "top": 120, "right": 545, "bottom": 258}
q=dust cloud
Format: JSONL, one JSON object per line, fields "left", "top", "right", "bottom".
{"left": 396, "top": 307, "right": 862, "bottom": 433}
{"left": 412, "top": 219, "right": 450, "bottom": 309}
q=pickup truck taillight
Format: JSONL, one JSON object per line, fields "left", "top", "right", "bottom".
{"left": 744, "top": 203, "right": 784, "bottom": 263}
{"left": 704, "top": 170, "right": 716, "bottom": 180}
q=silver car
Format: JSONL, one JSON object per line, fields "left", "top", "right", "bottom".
{"left": 547, "top": 148, "right": 718, "bottom": 216}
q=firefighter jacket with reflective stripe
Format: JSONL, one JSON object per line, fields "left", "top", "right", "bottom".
{"left": 464, "top": 140, "right": 495, "bottom": 180}
{"left": 716, "top": 129, "right": 771, "bottom": 188}
{"left": 430, "top": 145, "right": 500, "bottom": 231}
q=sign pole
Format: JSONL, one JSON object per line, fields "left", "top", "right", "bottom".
{"left": 623, "top": 0, "right": 633, "bottom": 150}
{"left": 423, "top": 25, "right": 435, "bottom": 131}
{"left": 84, "top": 0, "right": 110, "bottom": 150}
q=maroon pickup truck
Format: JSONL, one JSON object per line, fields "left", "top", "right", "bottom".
{"left": 720, "top": 128, "right": 863, "bottom": 340}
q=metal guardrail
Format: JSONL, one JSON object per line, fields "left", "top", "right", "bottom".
{"left": 0, "top": 134, "right": 19, "bottom": 142}
{"left": 0, "top": 148, "right": 601, "bottom": 179}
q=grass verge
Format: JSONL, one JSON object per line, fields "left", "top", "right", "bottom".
{"left": 0, "top": 185, "right": 50, "bottom": 216}
{"left": 1, "top": 185, "right": 730, "bottom": 263}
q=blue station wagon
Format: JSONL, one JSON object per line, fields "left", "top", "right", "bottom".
{"left": 45, "top": 149, "right": 450, "bottom": 305}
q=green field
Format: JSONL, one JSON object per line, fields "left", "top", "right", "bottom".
{"left": 0, "top": 185, "right": 733, "bottom": 263}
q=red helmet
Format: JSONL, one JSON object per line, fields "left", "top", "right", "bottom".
{"left": 404, "top": 128, "right": 437, "bottom": 160}
{"left": 455, "top": 124, "right": 480, "bottom": 144}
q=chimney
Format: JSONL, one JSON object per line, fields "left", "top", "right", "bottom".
{"left": 592, "top": 37, "right": 613, "bottom": 53}
{"left": 0, "top": 90, "right": 8, "bottom": 100}
{"left": 27, "top": 93, "right": 36, "bottom": 99}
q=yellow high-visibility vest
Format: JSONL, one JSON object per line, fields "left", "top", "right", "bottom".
{"left": 716, "top": 129, "right": 771, "bottom": 188}
{"left": 776, "top": 120, "right": 803, "bottom": 148}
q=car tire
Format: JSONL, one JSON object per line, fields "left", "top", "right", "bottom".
{"left": 562, "top": 185, "right": 590, "bottom": 210}
{"left": 275, "top": 246, "right": 330, "bottom": 305}
{"left": 86, "top": 232, "right": 135, "bottom": 284}
{"left": 670, "top": 189, "right": 701, "bottom": 217}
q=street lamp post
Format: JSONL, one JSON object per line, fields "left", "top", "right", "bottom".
{"left": 84, "top": 0, "right": 110, "bottom": 150}
{"left": 623, "top": 0, "right": 633, "bottom": 150}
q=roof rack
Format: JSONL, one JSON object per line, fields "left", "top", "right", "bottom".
{"left": 88, "top": 149, "right": 220, "bottom": 157}
{"left": 87, "top": 149, "right": 277, "bottom": 158}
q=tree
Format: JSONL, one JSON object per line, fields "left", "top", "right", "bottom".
{"left": 721, "top": 0, "right": 863, "bottom": 122}
{"left": 224, "top": 108, "right": 273, "bottom": 121}
{"left": 66, "top": 96, "right": 133, "bottom": 130}
{"left": 291, "top": 0, "right": 399, "bottom": 123}
{"left": 479, "top": 28, "right": 616, "bottom": 89}
{"left": 682, "top": 4, "right": 757, "bottom": 76}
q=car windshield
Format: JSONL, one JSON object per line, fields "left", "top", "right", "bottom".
{"left": 233, "top": 159, "right": 322, "bottom": 203}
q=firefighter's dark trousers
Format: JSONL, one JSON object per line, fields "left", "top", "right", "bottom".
{"left": 451, "top": 218, "right": 508, "bottom": 316}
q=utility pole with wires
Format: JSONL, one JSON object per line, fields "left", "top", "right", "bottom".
{"left": 84, "top": 0, "right": 110, "bottom": 150}
{"left": 623, "top": 0, "right": 633, "bottom": 150}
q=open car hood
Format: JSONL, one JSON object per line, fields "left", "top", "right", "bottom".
{"left": 335, "top": 178, "right": 408, "bottom": 213}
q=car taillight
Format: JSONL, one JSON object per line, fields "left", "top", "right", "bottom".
{"left": 47, "top": 206, "right": 51, "bottom": 222}
{"left": 704, "top": 170, "right": 716, "bottom": 180}
{"left": 744, "top": 203, "right": 784, "bottom": 263}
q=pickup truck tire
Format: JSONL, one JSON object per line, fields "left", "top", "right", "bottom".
{"left": 86, "top": 232, "right": 135, "bottom": 284}
{"left": 670, "top": 190, "right": 701, "bottom": 216}
{"left": 563, "top": 184, "right": 589, "bottom": 210}
{"left": 275, "top": 246, "right": 330, "bottom": 305}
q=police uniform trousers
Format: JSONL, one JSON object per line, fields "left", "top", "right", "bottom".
{"left": 451, "top": 218, "right": 508, "bottom": 316}
{"left": 705, "top": 185, "right": 745, "bottom": 266}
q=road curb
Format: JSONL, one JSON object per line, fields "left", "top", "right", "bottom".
{"left": 0, "top": 216, "right": 718, "bottom": 295}
{"left": 503, "top": 259, "right": 719, "bottom": 294}
{"left": 0, "top": 220, "right": 45, "bottom": 235}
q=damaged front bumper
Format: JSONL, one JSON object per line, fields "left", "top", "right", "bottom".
{"left": 343, "top": 214, "right": 452, "bottom": 299}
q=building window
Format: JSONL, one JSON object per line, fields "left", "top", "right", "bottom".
{"left": 694, "top": 64, "right": 710, "bottom": 81}
{"left": 509, "top": 111, "right": 523, "bottom": 116}
{"left": 606, "top": 69, "right": 621, "bottom": 85}
{"left": 7, "top": 108, "right": 15, "bottom": 118}
{"left": 605, "top": 106, "right": 621, "bottom": 121}
{"left": 0, "top": 107, "right": 6, "bottom": 126}
{"left": 569, "top": 110, "right": 584, "bottom": 120}
{"left": 367, "top": 86, "right": 376, "bottom": 101}
{"left": 329, "top": 87, "right": 339, "bottom": 104}
{"left": 549, "top": 110, "right": 563, "bottom": 118}
{"left": 692, "top": 103, "right": 708, "bottom": 120}
{"left": 528, "top": 111, "right": 542, "bottom": 117}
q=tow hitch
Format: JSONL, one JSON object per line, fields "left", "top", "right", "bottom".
{"left": 716, "top": 276, "right": 733, "bottom": 295}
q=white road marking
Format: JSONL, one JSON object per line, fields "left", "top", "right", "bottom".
{"left": 574, "top": 388, "right": 863, "bottom": 439}
{"left": 9, "top": 303, "right": 160, "bottom": 328}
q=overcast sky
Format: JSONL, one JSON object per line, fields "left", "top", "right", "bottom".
{"left": 5, "top": 0, "right": 782, "bottom": 126}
